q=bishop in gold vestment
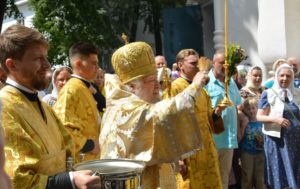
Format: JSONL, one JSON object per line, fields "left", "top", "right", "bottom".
{"left": 1, "top": 84, "right": 73, "bottom": 189}
{"left": 99, "top": 41, "right": 209, "bottom": 189}
{"left": 169, "top": 77, "right": 222, "bottom": 189}
{"left": 100, "top": 74, "right": 203, "bottom": 189}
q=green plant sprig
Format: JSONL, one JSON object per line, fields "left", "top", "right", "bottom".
{"left": 226, "top": 43, "right": 248, "bottom": 84}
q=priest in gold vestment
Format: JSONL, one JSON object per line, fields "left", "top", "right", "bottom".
{"left": 54, "top": 42, "right": 101, "bottom": 163}
{"left": 1, "top": 80, "right": 73, "bottom": 188}
{"left": 0, "top": 24, "right": 100, "bottom": 189}
{"left": 99, "top": 41, "right": 210, "bottom": 189}
{"left": 0, "top": 100, "right": 10, "bottom": 189}
{"left": 168, "top": 50, "right": 223, "bottom": 189}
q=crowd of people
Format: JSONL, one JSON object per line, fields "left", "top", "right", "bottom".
{"left": 1, "top": 24, "right": 300, "bottom": 189}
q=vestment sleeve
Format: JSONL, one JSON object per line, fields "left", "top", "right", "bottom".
{"left": 54, "top": 87, "right": 88, "bottom": 155}
{"left": 141, "top": 84, "right": 203, "bottom": 164}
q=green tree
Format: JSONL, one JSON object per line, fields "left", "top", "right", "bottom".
{"left": 29, "top": 0, "right": 186, "bottom": 67}
{"left": 0, "top": 0, "right": 24, "bottom": 31}
{"left": 29, "top": 0, "right": 116, "bottom": 66}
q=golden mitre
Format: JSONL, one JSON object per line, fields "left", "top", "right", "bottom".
{"left": 111, "top": 41, "right": 157, "bottom": 83}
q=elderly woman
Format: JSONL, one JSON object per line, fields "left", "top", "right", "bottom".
{"left": 257, "top": 64, "right": 300, "bottom": 189}
{"left": 42, "top": 66, "right": 72, "bottom": 106}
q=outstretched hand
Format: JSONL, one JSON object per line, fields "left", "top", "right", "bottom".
{"left": 192, "top": 71, "right": 210, "bottom": 88}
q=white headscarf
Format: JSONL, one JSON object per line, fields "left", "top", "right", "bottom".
{"left": 42, "top": 66, "right": 72, "bottom": 104}
{"left": 245, "top": 66, "right": 263, "bottom": 89}
{"left": 52, "top": 66, "right": 72, "bottom": 98}
{"left": 271, "top": 63, "right": 294, "bottom": 102}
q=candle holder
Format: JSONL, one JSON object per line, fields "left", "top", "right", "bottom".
{"left": 218, "top": 0, "right": 233, "bottom": 108}
{"left": 219, "top": 0, "right": 247, "bottom": 107}
{"left": 218, "top": 63, "right": 234, "bottom": 107}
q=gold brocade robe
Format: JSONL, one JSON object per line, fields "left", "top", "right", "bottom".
{"left": 0, "top": 86, "right": 73, "bottom": 189}
{"left": 54, "top": 77, "right": 100, "bottom": 162}
{"left": 168, "top": 77, "right": 222, "bottom": 189}
{"left": 100, "top": 74, "right": 203, "bottom": 189}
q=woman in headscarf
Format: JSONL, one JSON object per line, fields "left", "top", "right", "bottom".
{"left": 240, "top": 66, "right": 264, "bottom": 99}
{"left": 257, "top": 64, "right": 300, "bottom": 189}
{"left": 238, "top": 66, "right": 264, "bottom": 141}
{"left": 42, "top": 66, "right": 72, "bottom": 106}
{"left": 263, "top": 59, "right": 286, "bottom": 89}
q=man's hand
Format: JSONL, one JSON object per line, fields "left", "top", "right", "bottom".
{"left": 73, "top": 170, "right": 101, "bottom": 189}
{"left": 214, "top": 106, "right": 226, "bottom": 116}
{"left": 192, "top": 71, "right": 210, "bottom": 89}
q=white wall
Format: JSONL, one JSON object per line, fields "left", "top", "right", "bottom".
{"left": 257, "top": 0, "right": 300, "bottom": 77}
{"left": 257, "top": 0, "right": 286, "bottom": 64}
{"left": 285, "top": 1, "right": 300, "bottom": 60}
{"left": 229, "top": 0, "right": 267, "bottom": 80}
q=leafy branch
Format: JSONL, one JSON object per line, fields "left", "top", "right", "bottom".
{"left": 227, "top": 43, "right": 247, "bottom": 83}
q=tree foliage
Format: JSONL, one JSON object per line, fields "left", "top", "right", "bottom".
{"left": 29, "top": 0, "right": 186, "bottom": 66}
{"left": 4, "top": 0, "right": 23, "bottom": 19}
{"left": 0, "top": 0, "right": 24, "bottom": 31}
{"left": 29, "top": 0, "right": 116, "bottom": 65}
